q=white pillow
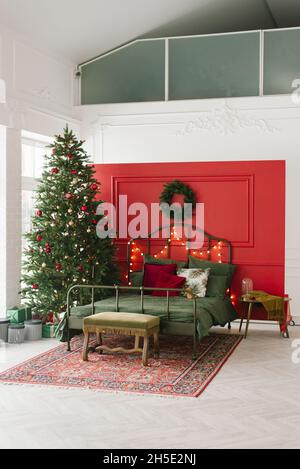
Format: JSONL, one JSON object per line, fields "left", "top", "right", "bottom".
{"left": 178, "top": 268, "right": 211, "bottom": 298}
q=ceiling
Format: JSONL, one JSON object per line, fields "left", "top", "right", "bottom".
{"left": 0, "top": 0, "right": 300, "bottom": 64}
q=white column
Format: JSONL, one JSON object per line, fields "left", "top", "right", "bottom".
{"left": 5, "top": 127, "right": 22, "bottom": 310}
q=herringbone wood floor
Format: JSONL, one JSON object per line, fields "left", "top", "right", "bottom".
{"left": 0, "top": 321, "right": 299, "bottom": 449}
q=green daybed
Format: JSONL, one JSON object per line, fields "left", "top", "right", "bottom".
{"left": 59, "top": 226, "right": 238, "bottom": 359}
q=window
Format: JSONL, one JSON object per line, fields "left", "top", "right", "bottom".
{"left": 21, "top": 131, "right": 52, "bottom": 254}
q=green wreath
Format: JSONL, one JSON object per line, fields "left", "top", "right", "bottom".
{"left": 159, "top": 180, "right": 196, "bottom": 219}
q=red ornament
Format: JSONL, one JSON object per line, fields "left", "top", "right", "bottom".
{"left": 65, "top": 193, "right": 73, "bottom": 200}
{"left": 36, "top": 234, "right": 42, "bottom": 242}
{"left": 32, "top": 284, "right": 38, "bottom": 290}
{"left": 77, "top": 264, "right": 84, "bottom": 272}
{"left": 55, "top": 263, "right": 62, "bottom": 271}
{"left": 91, "top": 183, "right": 98, "bottom": 191}
{"left": 51, "top": 167, "right": 59, "bottom": 174}
{"left": 81, "top": 205, "right": 88, "bottom": 212}
{"left": 70, "top": 170, "right": 77, "bottom": 175}
{"left": 67, "top": 153, "right": 73, "bottom": 159}
{"left": 36, "top": 210, "right": 42, "bottom": 217}
{"left": 44, "top": 244, "right": 52, "bottom": 254}
{"left": 92, "top": 219, "right": 97, "bottom": 225}
{"left": 47, "top": 312, "right": 54, "bottom": 323}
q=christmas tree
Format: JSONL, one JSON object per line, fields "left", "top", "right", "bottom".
{"left": 21, "top": 126, "right": 118, "bottom": 321}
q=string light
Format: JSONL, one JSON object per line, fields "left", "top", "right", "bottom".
{"left": 230, "top": 293, "right": 236, "bottom": 306}
{"left": 127, "top": 236, "right": 226, "bottom": 283}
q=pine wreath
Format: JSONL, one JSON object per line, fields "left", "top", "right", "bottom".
{"left": 159, "top": 180, "right": 196, "bottom": 219}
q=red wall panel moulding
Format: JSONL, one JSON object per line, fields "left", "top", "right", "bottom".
{"left": 94, "top": 160, "right": 285, "bottom": 301}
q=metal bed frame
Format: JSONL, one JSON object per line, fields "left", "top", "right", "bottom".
{"left": 127, "top": 224, "right": 232, "bottom": 282}
{"left": 66, "top": 225, "right": 233, "bottom": 358}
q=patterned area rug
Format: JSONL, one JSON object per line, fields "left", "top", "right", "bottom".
{"left": 0, "top": 333, "right": 242, "bottom": 398}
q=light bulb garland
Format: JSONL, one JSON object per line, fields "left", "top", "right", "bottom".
{"left": 126, "top": 231, "right": 227, "bottom": 286}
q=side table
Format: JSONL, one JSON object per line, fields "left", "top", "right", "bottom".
{"left": 239, "top": 296, "right": 291, "bottom": 339}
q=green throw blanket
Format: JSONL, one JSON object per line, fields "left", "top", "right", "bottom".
{"left": 243, "top": 290, "right": 284, "bottom": 321}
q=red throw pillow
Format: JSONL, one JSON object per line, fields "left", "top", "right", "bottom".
{"left": 152, "top": 271, "right": 186, "bottom": 297}
{"left": 143, "top": 263, "right": 177, "bottom": 290}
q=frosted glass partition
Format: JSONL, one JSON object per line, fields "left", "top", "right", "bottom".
{"left": 169, "top": 32, "right": 260, "bottom": 100}
{"left": 81, "top": 40, "right": 165, "bottom": 104}
{"left": 263, "top": 29, "right": 300, "bottom": 95}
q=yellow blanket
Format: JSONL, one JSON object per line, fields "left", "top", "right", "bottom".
{"left": 242, "top": 290, "right": 284, "bottom": 321}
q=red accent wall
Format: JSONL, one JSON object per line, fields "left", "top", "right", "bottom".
{"left": 94, "top": 160, "right": 285, "bottom": 317}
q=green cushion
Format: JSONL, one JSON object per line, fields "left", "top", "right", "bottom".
{"left": 130, "top": 271, "right": 144, "bottom": 287}
{"left": 83, "top": 312, "right": 160, "bottom": 330}
{"left": 206, "top": 275, "right": 228, "bottom": 298}
{"left": 188, "top": 256, "right": 236, "bottom": 288}
{"left": 143, "top": 254, "right": 187, "bottom": 269}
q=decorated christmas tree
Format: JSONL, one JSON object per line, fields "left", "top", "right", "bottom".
{"left": 21, "top": 126, "right": 118, "bottom": 321}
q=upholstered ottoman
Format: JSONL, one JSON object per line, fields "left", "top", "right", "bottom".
{"left": 82, "top": 312, "right": 160, "bottom": 366}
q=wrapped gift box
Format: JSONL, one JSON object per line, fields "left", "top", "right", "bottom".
{"left": 42, "top": 323, "right": 59, "bottom": 338}
{"left": 7, "top": 306, "right": 32, "bottom": 324}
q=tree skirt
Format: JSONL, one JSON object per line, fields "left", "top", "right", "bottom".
{"left": 0, "top": 333, "right": 242, "bottom": 398}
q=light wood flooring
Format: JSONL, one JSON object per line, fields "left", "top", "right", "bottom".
{"left": 0, "top": 321, "right": 299, "bottom": 449}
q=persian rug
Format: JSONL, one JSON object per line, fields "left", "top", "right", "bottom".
{"left": 0, "top": 333, "right": 242, "bottom": 398}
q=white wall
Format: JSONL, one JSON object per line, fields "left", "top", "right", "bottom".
{"left": 0, "top": 24, "right": 81, "bottom": 311}
{"left": 80, "top": 95, "right": 300, "bottom": 318}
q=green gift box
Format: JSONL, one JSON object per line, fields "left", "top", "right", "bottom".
{"left": 42, "top": 323, "right": 59, "bottom": 338}
{"left": 7, "top": 306, "right": 32, "bottom": 323}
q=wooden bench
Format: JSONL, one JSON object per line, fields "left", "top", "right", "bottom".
{"left": 82, "top": 312, "right": 160, "bottom": 366}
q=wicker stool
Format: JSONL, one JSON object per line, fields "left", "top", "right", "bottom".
{"left": 82, "top": 312, "right": 160, "bottom": 366}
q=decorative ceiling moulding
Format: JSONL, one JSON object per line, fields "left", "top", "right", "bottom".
{"left": 175, "top": 104, "right": 279, "bottom": 136}
{"left": 12, "top": 40, "right": 73, "bottom": 110}
{"left": 27, "top": 106, "right": 81, "bottom": 126}
{"left": 32, "top": 87, "right": 52, "bottom": 101}
{"left": 94, "top": 104, "right": 279, "bottom": 137}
